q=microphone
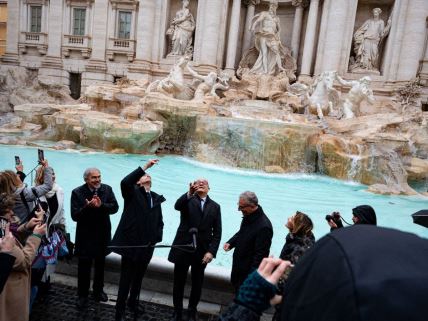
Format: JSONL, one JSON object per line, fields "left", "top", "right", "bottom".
{"left": 189, "top": 228, "right": 198, "bottom": 250}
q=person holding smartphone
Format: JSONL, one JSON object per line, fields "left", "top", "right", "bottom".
{"left": 0, "top": 192, "right": 46, "bottom": 321}
{"left": 0, "top": 156, "right": 53, "bottom": 224}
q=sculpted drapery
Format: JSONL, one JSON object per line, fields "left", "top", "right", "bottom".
{"left": 350, "top": 8, "right": 391, "bottom": 72}
{"left": 166, "top": 0, "right": 195, "bottom": 57}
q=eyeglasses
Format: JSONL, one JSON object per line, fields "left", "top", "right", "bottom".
{"left": 238, "top": 204, "right": 251, "bottom": 210}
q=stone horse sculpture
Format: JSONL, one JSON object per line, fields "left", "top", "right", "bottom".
{"left": 146, "top": 55, "right": 193, "bottom": 100}
{"left": 307, "top": 71, "right": 340, "bottom": 119}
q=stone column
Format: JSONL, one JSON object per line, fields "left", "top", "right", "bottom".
{"left": 84, "top": 0, "right": 112, "bottom": 86}
{"left": 225, "top": 0, "right": 242, "bottom": 73}
{"left": 290, "top": 0, "right": 307, "bottom": 59}
{"left": 89, "top": 0, "right": 108, "bottom": 63}
{"left": 45, "top": 0, "right": 63, "bottom": 59}
{"left": 242, "top": 0, "right": 259, "bottom": 54}
{"left": 197, "top": 0, "right": 228, "bottom": 68}
{"left": 396, "top": 0, "right": 428, "bottom": 80}
{"left": 135, "top": 0, "right": 156, "bottom": 63}
{"left": 299, "top": 0, "right": 320, "bottom": 79}
{"left": 2, "top": 0, "right": 20, "bottom": 64}
{"left": 39, "top": 0, "right": 66, "bottom": 85}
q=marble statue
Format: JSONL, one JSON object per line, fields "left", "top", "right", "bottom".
{"left": 187, "top": 64, "right": 218, "bottom": 100}
{"left": 187, "top": 65, "right": 230, "bottom": 100}
{"left": 336, "top": 74, "right": 375, "bottom": 118}
{"left": 166, "top": 0, "right": 196, "bottom": 57}
{"left": 249, "top": 0, "right": 286, "bottom": 75}
{"left": 308, "top": 71, "right": 340, "bottom": 119}
{"left": 349, "top": 8, "right": 392, "bottom": 72}
{"left": 146, "top": 55, "right": 192, "bottom": 99}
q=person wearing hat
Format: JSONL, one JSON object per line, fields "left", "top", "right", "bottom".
{"left": 220, "top": 225, "right": 428, "bottom": 321}
{"left": 327, "top": 204, "right": 376, "bottom": 230}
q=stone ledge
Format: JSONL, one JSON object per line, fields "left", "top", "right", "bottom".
{"left": 56, "top": 254, "right": 234, "bottom": 306}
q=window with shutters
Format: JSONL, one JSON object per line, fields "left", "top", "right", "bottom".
{"left": 73, "top": 8, "right": 86, "bottom": 36}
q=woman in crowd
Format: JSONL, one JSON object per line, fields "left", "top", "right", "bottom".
{"left": 0, "top": 193, "right": 46, "bottom": 321}
{"left": 0, "top": 160, "right": 54, "bottom": 223}
{"left": 272, "top": 211, "right": 315, "bottom": 321}
{"left": 31, "top": 166, "right": 67, "bottom": 302}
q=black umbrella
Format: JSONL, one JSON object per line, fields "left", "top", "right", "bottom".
{"left": 411, "top": 209, "right": 428, "bottom": 228}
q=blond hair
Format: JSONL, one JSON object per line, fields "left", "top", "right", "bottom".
{"left": 290, "top": 211, "right": 313, "bottom": 237}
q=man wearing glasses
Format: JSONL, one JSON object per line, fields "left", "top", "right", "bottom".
{"left": 223, "top": 191, "right": 273, "bottom": 293}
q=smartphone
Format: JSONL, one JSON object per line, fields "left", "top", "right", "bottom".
{"left": 0, "top": 217, "right": 7, "bottom": 238}
{"left": 15, "top": 156, "right": 21, "bottom": 166}
{"left": 38, "top": 149, "right": 44, "bottom": 163}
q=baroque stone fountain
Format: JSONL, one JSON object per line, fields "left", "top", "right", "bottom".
{"left": 0, "top": 3, "right": 427, "bottom": 197}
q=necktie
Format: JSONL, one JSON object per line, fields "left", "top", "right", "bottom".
{"left": 146, "top": 192, "right": 152, "bottom": 208}
{"left": 200, "top": 199, "right": 205, "bottom": 211}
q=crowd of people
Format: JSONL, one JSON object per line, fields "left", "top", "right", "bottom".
{"left": 1, "top": 157, "right": 427, "bottom": 321}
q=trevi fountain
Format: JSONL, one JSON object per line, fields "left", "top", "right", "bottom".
{"left": 0, "top": 0, "right": 427, "bottom": 199}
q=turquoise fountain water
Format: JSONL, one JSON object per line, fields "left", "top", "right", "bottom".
{"left": 1, "top": 145, "right": 427, "bottom": 267}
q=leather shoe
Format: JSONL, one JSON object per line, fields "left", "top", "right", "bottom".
{"left": 93, "top": 290, "right": 108, "bottom": 302}
{"left": 76, "top": 296, "right": 88, "bottom": 309}
{"left": 170, "top": 310, "right": 183, "bottom": 321}
{"left": 115, "top": 310, "right": 125, "bottom": 321}
{"left": 187, "top": 308, "right": 197, "bottom": 321}
{"left": 128, "top": 300, "right": 145, "bottom": 319}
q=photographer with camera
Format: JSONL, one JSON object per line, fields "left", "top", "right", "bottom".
{"left": 326, "top": 205, "right": 377, "bottom": 231}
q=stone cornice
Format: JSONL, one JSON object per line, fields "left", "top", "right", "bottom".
{"left": 292, "top": 0, "right": 309, "bottom": 8}
{"left": 243, "top": 0, "right": 261, "bottom": 7}
{"left": 109, "top": 0, "right": 138, "bottom": 10}
{"left": 65, "top": 0, "right": 95, "bottom": 7}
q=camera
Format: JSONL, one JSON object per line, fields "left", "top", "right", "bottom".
{"left": 325, "top": 212, "right": 344, "bottom": 228}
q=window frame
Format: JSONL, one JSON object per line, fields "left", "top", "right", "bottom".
{"left": 72, "top": 7, "right": 86, "bottom": 36}
{"left": 29, "top": 5, "right": 42, "bottom": 33}
{"left": 117, "top": 10, "right": 132, "bottom": 39}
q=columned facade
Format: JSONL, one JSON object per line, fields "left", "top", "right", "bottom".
{"left": 1, "top": 0, "right": 427, "bottom": 93}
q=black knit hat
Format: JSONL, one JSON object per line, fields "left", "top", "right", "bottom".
{"left": 352, "top": 204, "right": 377, "bottom": 225}
{"left": 281, "top": 226, "right": 428, "bottom": 321}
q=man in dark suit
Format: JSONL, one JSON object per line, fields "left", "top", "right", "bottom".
{"left": 168, "top": 179, "right": 222, "bottom": 321}
{"left": 71, "top": 168, "right": 119, "bottom": 308}
{"left": 111, "top": 159, "right": 165, "bottom": 321}
{"left": 223, "top": 191, "right": 273, "bottom": 293}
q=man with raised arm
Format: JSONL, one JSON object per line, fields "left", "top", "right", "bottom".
{"left": 71, "top": 168, "right": 119, "bottom": 308}
{"left": 111, "top": 159, "right": 165, "bottom": 321}
{"left": 168, "top": 179, "right": 222, "bottom": 321}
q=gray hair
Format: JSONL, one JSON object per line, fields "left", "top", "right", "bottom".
{"left": 83, "top": 168, "right": 100, "bottom": 180}
{"left": 239, "top": 191, "right": 258, "bottom": 206}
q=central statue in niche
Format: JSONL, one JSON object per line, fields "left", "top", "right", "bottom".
{"left": 249, "top": 0, "right": 285, "bottom": 75}
{"left": 166, "top": 0, "right": 196, "bottom": 57}
{"left": 237, "top": 0, "right": 296, "bottom": 100}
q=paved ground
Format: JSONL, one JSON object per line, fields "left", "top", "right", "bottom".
{"left": 30, "top": 284, "right": 218, "bottom": 321}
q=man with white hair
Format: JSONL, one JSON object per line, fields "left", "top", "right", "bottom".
{"left": 223, "top": 191, "right": 273, "bottom": 293}
{"left": 71, "top": 168, "right": 119, "bottom": 308}
{"left": 168, "top": 178, "right": 222, "bottom": 321}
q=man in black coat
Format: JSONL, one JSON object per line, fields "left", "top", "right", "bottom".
{"left": 111, "top": 159, "right": 165, "bottom": 321}
{"left": 168, "top": 179, "right": 222, "bottom": 321}
{"left": 224, "top": 191, "right": 273, "bottom": 293}
{"left": 71, "top": 168, "right": 119, "bottom": 307}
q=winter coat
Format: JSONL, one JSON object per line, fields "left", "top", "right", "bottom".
{"left": 279, "top": 232, "right": 315, "bottom": 264}
{"left": 13, "top": 166, "right": 54, "bottom": 223}
{"left": 71, "top": 183, "right": 119, "bottom": 258}
{"left": 111, "top": 167, "right": 165, "bottom": 262}
{"left": 219, "top": 226, "right": 428, "bottom": 321}
{"left": 0, "top": 253, "right": 15, "bottom": 294}
{"left": 0, "top": 235, "right": 41, "bottom": 321}
{"left": 227, "top": 206, "right": 273, "bottom": 288}
{"left": 168, "top": 193, "right": 222, "bottom": 264}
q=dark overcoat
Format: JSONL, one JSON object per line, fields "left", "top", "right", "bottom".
{"left": 227, "top": 206, "right": 273, "bottom": 288}
{"left": 111, "top": 167, "right": 165, "bottom": 262}
{"left": 71, "top": 183, "right": 119, "bottom": 258}
{"left": 168, "top": 193, "right": 222, "bottom": 265}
